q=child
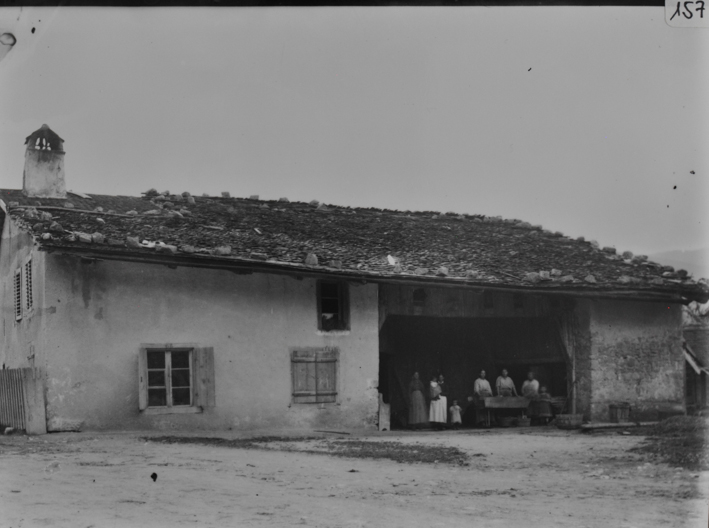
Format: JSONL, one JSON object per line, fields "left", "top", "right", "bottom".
{"left": 449, "top": 400, "right": 462, "bottom": 429}
{"left": 535, "top": 386, "right": 553, "bottom": 425}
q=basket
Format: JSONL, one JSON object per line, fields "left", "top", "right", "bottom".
{"left": 550, "top": 397, "right": 567, "bottom": 414}
{"left": 555, "top": 414, "right": 583, "bottom": 430}
{"left": 609, "top": 403, "right": 631, "bottom": 423}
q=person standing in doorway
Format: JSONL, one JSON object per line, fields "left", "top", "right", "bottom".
{"left": 408, "top": 372, "right": 429, "bottom": 429}
{"left": 469, "top": 370, "right": 493, "bottom": 427}
{"left": 521, "top": 371, "right": 540, "bottom": 399}
{"left": 496, "top": 369, "right": 518, "bottom": 397}
{"left": 429, "top": 375, "right": 447, "bottom": 430}
{"left": 473, "top": 370, "right": 493, "bottom": 398}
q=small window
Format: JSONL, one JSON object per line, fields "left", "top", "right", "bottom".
{"left": 14, "top": 269, "right": 22, "bottom": 321}
{"left": 138, "top": 345, "right": 215, "bottom": 412}
{"left": 24, "top": 259, "right": 33, "bottom": 312}
{"left": 146, "top": 350, "right": 192, "bottom": 407}
{"left": 317, "top": 281, "right": 349, "bottom": 331}
{"left": 483, "top": 291, "right": 494, "bottom": 309}
{"left": 513, "top": 294, "right": 524, "bottom": 310}
{"left": 291, "top": 348, "right": 338, "bottom": 404}
{"left": 413, "top": 288, "right": 427, "bottom": 307}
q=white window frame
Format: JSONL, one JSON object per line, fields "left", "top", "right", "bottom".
{"left": 146, "top": 348, "right": 193, "bottom": 408}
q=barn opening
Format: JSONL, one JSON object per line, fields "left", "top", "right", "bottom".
{"left": 378, "top": 285, "right": 569, "bottom": 429}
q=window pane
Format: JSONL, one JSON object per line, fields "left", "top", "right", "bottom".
{"left": 148, "top": 388, "right": 167, "bottom": 407}
{"left": 321, "top": 315, "right": 337, "bottom": 331}
{"left": 148, "top": 371, "right": 165, "bottom": 387}
{"left": 171, "top": 351, "right": 190, "bottom": 369}
{"left": 172, "top": 388, "right": 191, "bottom": 406}
{"left": 320, "top": 282, "right": 339, "bottom": 298}
{"left": 321, "top": 298, "right": 340, "bottom": 315}
{"left": 147, "top": 351, "right": 165, "bottom": 369}
{"left": 172, "top": 369, "right": 191, "bottom": 388}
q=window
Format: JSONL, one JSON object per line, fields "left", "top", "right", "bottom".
{"left": 317, "top": 281, "right": 349, "bottom": 331}
{"left": 412, "top": 288, "right": 427, "bottom": 307}
{"left": 14, "top": 268, "right": 22, "bottom": 321}
{"left": 483, "top": 290, "right": 494, "bottom": 309}
{"left": 24, "top": 259, "right": 33, "bottom": 312}
{"left": 138, "top": 345, "right": 215, "bottom": 413}
{"left": 291, "top": 348, "right": 338, "bottom": 404}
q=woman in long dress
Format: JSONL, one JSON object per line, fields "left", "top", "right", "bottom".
{"left": 408, "top": 372, "right": 429, "bottom": 429}
{"left": 429, "top": 375, "right": 448, "bottom": 430}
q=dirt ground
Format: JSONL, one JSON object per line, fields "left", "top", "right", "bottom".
{"left": 1, "top": 426, "right": 707, "bottom": 528}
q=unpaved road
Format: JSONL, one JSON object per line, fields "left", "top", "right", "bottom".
{"left": 1, "top": 427, "right": 707, "bottom": 528}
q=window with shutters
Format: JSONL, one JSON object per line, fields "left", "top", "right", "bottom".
{"left": 24, "top": 259, "right": 33, "bottom": 312}
{"left": 138, "top": 344, "right": 215, "bottom": 414}
{"left": 14, "top": 268, "right": 22, "bottom": 321}
{"left": 317, "top": 281, "right": 349, "bottom": 331}
{"left": 291, "top": 348, "right": 338, "bottom": 404}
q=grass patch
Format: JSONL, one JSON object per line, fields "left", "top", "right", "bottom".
{"left": 326, "top": 440, "right": 469, "bottom": 465}
{"left": 630, "top": 416, "right": 708, "bottom": 471}
{"left": 144, "top": 436, "right": 469, "bottom": 465}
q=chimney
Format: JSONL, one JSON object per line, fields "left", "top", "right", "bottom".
{"left": 23, "top": 124, "right": 66, "bottom": 199}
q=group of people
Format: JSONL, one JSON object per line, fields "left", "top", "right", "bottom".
{"left": 471, "top": 369, "right": 549, "bottom": 399}
{"left": 408, "top": 368, "right": 553, "bottom": 429}
{"left": 408, "top": 372, "right": 463, "bottom": 430}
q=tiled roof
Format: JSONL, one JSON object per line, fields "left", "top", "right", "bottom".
{"left": 1, "top": 188, "right": 707, "bottom": 300}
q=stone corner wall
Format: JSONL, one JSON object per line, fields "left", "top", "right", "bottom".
{"left": 588, "top": 299, "right": 684, "bottom": 422}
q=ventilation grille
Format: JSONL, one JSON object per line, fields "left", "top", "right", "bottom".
{"left": 24, "top": 260, "right": 33, "bottom": 311}
{"left": 14, "top": 270, "right": 22, "bottom": 321}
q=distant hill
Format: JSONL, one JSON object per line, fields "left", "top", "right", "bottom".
{"left": 648, "top": 248, "right": 709, "bottom": 280}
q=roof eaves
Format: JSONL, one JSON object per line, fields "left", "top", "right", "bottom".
{"left": 40, "top": 243, "right": 697, "bottom": 303}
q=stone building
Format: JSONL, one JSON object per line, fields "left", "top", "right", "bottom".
{"left": 1, "top": 125, "right": 707, "bottom": 433}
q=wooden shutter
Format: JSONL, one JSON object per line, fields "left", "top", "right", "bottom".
{"left": 14, "top": 269, "right": 22, "bottom": 321}
{"left": 138, "top": 348, "right": 148, "bottom": 410}
{"left": 292, "top": 349, "right": 318, "bottom": 403}
{"left": 24, "top": 259, "right": 33, "bottom": 311}
{"left": 292, "top": 348, "right": 338, "bottom": 403}
{"left": 193, "top": 347, "right": 215, "bottom": 408}
{"left": 315, "top": 349, "right": 337, "bottom": 403}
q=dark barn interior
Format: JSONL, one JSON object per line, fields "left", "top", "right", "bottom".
{"left": 379, "top": 314, "right": 567, "bottom": 429}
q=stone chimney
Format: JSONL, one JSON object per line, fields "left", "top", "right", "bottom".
{"left": 23, "top": 124, "right": 66, "bottom": 199}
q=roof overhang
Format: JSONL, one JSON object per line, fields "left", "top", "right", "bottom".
{"left": 40, "top": 244, "right": 699, "bottom": 304}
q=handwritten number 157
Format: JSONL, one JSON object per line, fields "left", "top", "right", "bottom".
{"left": 670, "top": 1, "right": 706, "bottom": 19}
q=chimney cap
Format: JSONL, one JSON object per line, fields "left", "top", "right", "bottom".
{"left": 25, "top": 124, "right": 64, "bottom": 151}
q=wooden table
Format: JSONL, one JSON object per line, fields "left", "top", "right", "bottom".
{"left": 481, "top": 396, "right": 531, "bottom": 427}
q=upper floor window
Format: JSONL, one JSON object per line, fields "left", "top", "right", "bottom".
{"left": 25, "top": 259, "right": 33, "bottom": 312}
{"left": 13, "top": 258, "right": 33, "bottom": 322}
{"left": 317, "top": 281, "right": 349, "bottom": 331}
{"left": 14, "top": 268, "right": 22, "bottom": 321}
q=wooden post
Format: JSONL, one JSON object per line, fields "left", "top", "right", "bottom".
{"left": 21, "top": 368, "right": 46, "bottom": 435}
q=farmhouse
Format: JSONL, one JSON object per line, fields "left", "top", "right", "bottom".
{"left": 1, "top": 125, "right": 707, "bottom": 434}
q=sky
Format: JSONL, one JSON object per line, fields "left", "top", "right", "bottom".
{"left": 0, "top": 6, "right": 707, "bottom": 258}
